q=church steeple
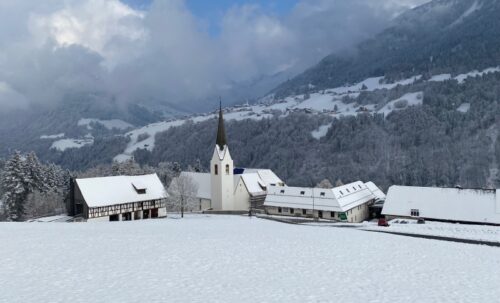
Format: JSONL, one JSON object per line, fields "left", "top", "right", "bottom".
{"left": 216, "top": 100, "right": 227, "bottom": 150}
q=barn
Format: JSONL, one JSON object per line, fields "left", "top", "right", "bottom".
{"left": 382, "top": 186, "right": 500, "bottom": 225}
{"left": 264, "top": 181, "right": 385, "bottom": 222}
{"left": 69, "top": 174, "right": 168, "bottom": 222}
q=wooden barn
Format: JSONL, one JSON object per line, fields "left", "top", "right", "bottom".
{"left": 69, "top": 174, "right": 168, "bottom": 222}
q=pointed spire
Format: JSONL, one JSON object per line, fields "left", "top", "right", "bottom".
{"left": 216, "top": 98, "right": 227, "bottom": 150}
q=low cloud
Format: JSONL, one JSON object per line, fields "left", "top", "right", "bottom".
{"left": 0, "top": 0, "right": 429, "bottom": 113}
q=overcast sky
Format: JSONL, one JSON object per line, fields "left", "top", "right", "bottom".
{"left": 0, "top": 0, "right": 430, "bottom": 112}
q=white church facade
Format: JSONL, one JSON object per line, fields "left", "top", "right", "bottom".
{"left": 179, "top": 105, "right": 285, "bottom": 212}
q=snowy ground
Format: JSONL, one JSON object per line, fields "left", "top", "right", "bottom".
{"left": 364, "top": 219, "right": 500, "bottom": 243}
{"left": 1, "top": 215, "right": 499, "bottom": 303}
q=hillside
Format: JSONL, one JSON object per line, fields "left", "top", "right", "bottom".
{"left": 271, "top": 0, "right": 500, "bottom": 97}
{"left": 2, "top": 0, "right": 500, "bottom": 191}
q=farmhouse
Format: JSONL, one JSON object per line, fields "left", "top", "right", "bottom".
{"left": 176, "top": 105, "right": 285, "bottom": 212}
{"left": 382, "top": 186, "right": 500, "bottom": 225}
{"left": 69, "top": 174, "right": 168, "bottom": 222}
{"left": 264, "top": 181, "right": 385, "bottom": 222}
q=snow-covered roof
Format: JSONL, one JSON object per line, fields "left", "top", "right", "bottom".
{"left": 180, "top": 172, "right": 211, "bottom": 200}
{"left": 239, "top": 168, "right": 284, "bottom": 186}
{"left": 76, "top": 174, "right": 167, "bottom": 208}
{"left": 264, "top": 181, "right": 382, "bottom": 212}
{"left": 382, "top": 186, "right": 500, "bottom": 225}
{"left": 365, "top": 181, "right": 386, "bottom": 200}
{"left": 240, "top": 173, "right": 267, "bottom": 196}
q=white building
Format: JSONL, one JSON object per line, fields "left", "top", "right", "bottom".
{"left": 71, "top": 174, "right": 168, "bottom": 222}
{"left": 177, "top": 105, "right": 285, "bottom": 212}
{"left": 382, "top": 186, "right": 500, "bottom": 225}
{"left": 264, "top": 181, "right": 385, "bottom": 222}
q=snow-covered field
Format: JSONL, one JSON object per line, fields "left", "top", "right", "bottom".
{"left": 365, "top": 220, "right": 500, "bottom": 243}
{"left": 1, "top": 215, "right": 499, "bottom": 303}
{"left": 50, "top": 137, "right": 94, "bottom": 151}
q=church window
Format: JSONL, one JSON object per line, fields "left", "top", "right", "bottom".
{"left": 225, "top": 164, "right": 230, "bottom": 175}
{"left": 214, "top": 164, "right": 218, "bottom": 175}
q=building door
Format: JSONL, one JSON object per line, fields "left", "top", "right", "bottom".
{"left": 109, "top": 214, "right": 119, "bottom": 221}
{"left": 143, "top": 209, "right": 150, "bottom": 219}
{"left": 151, "top": 208, "right": 158, "bottom": 218}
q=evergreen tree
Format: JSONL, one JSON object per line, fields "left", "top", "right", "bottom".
{"left": 1, "top": 152, "right": 29, "bottom": 221}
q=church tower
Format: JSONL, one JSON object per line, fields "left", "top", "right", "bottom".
{"left": 210, "top": 102, "right": 234, "bottom": 210}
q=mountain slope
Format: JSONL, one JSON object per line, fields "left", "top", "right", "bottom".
{"left": 271, "top": 0, "right": 500, "bottom": 97}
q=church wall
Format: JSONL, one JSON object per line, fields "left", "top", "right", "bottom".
{"left": 232, "top": 178, "right": 251, "bottom": 211}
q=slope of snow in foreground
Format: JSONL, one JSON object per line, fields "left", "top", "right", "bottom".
{"left": 364, "top": 220, "right": 500, "bottom": 243}
{"left": 1, "top": 215, "right": 499, "bottom": 303}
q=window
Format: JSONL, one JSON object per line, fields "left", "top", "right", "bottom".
{"left": 278, "top": 207, "right": 282, "bottom": 213}
{"left": 214, "top": 164, "right": 218, "bottom": 175}
{"left": 290, "top": 208, "right": 295, "bottom": 214}
{"left": 352, "top": 186, "right": 356, "bottom": 191}
{"left": 411, "top": 209, "right": 420, "bottom": 217}
{"left": 320, "top": 192, "right": 325, "bottom": 197}
{"left": 330, "top": 211, "right": 335, "bottom": 217}
{"left": 340, "top": 190, "right": 344, "bottom": 195}
{"left": 283, "top": 208, "right": 289, "bottom": 213}
{"left": 346, "top": 188, "right": 350, "bottom": 193}
{"left": 225, "top": 164, "right": 230, "bottom": 175}
{"left": 302, "top": 209, "right": 307, "bottom": 215}
{"left": 280, "top": 190, "right": 285, "bottom": 194}
{"left": 358, "top": 185, "right": 362, "bottom": 189}
{"left": 300, "top": 191, "right": 305, "bottom": 195}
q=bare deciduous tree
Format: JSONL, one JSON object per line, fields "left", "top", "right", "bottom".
{"left": 167, "top": 173, "right": 198, "bottom": 218}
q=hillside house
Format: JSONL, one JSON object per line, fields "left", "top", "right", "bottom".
{"left": 382, "top": 186, "right": 500, "bottom": 225}
{"left": 264, "top": 181, "right": 385, "bottom": 222}
{"left": 69, "top": 174, "right": 168, "bottom": 222}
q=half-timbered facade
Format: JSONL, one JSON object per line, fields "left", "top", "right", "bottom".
{"left": 71, "top": 174, "right": 168, "bottom": 222}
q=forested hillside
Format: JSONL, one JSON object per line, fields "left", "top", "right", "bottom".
{"left": 272, "top": 0, "right": 500, "bottom": 97}
{"left": 130, "top": 72, "right": 500, "bottom": 190}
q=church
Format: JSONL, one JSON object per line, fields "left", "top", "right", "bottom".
{"left": 179, "top": 105, "right": 285, "bottom": 212}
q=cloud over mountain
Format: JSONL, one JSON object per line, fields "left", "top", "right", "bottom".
{"left": 0, "top": 0, "right": 429, "bottom": 112}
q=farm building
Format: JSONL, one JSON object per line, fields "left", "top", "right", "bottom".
{"left": 382, "top": 186, "right": 500, "bottom": 225}
{"left": 69, "top": 174, "right": 168, "bottom": 222}
{"left": 264, "top": 181, "right": 385, "bottom": 222}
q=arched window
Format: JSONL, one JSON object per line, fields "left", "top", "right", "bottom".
{"left": 214, "top": 164, "right": 218, "bottom": 175}
{"left": 225, "top": 164, "right": 230, "bottom": 175}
